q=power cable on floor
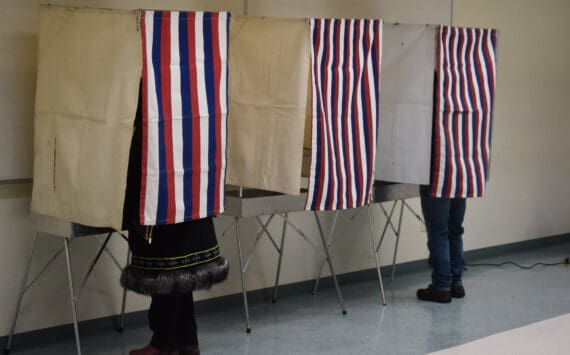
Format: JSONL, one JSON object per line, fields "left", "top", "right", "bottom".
{"left": 466, "top": 257, "right": 569, "bottom": 270}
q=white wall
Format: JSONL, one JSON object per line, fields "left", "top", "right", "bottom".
{"left": 453, "top": 0, "right": 570, "bottom": 249}
{"left": 1, "top": 0, "right": 569, "bottom": 337}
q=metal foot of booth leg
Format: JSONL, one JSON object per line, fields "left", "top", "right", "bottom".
{"left": 63, "top": 239, "right": 82, "bottom": 355}
{"left": 5, "top": 232, "right": 39, "bottom": 354}
{"left": 235, "top": 218, "right": 251, "bottom": 333}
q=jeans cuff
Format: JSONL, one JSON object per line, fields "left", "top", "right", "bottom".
{"left": 430, "top": 284, "right": 451, "bottom": 292}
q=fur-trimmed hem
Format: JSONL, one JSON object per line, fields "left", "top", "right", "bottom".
{"left": 121, "top": 257, "right": 229, "bottom": 295}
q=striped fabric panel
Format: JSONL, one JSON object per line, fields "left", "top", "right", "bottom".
{"left": 431, "top": 26, "right": 497, "bottom": 198}
{"left": 140, "top": 11, "right": 229, "bottom": 225}
{"left": 306, "top": 18, "right": 382, "bottom": 211}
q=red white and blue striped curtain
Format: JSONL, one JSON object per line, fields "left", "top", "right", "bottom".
{"left": 306, "top": 18, "right": 382, "bottom": 211}
{"left": 431, "top": 26, "right": 497, "bottom": 198}
{"left": 140, "top": 11, "right": 229, "bottom": 225}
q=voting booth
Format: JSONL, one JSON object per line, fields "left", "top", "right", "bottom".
{"left": 5, "top": 4, "right": 497, "bottom": 354}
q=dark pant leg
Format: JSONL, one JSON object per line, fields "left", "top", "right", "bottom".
{"left": 448, "top": 198, "right": 466, "bottom": 286}
{"left": 149, "top": 293, "right": 199, "bottom": 349}
{"left": 420, "top": 186, "right": 452, "bottom": 291}
{"left": 149, "top": 295, "right": 180, "bottom": 351}
{"left": 176, "top": 293, "right": 198, "bottom": 346}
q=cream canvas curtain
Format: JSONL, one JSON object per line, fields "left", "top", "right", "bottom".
{"left": 227, "top": 17, "right": 310, "bottom": 195}
{"left": 31, "top": 6, "right": 141, "bottom": 230}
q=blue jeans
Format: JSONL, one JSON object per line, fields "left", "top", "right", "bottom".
{"left": 420, "top": 185, "right": 466, "bottom": 292}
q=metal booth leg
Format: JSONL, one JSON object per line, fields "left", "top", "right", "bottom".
{"left": 119, "top": 249, "right": 131, "bottom": 332}
{"left": 272, "top": 213, "right": 288, "bottom": 303}
{"left": 312, "top": 211, "right": 339, "bottom": 295}
{"left": 77, "top": 233, "right": 113, "bottom": 299}
{"left": 390, "top": 200, "right": 405, "bottom": 282}
{"left": 367, "top": 206, "right": 386, "bottom": 305}
{"left": 314, "top": 212, "right": 347, "bottom": 315}
{"left": 5, "top": 232, "right": 39, "bottom": 354}
{"left": 63, "top": 239, "right": 82, "bottom": 355}
{"left": 234, "top": 217, "right": 251, "bottom": 333}
{"left": 377, "top": 201, "right": 398, "bottom": 251}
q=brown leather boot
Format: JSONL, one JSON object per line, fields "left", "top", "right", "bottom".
{"left": 178, "top": 345, "right": 200, "bottom": 355}
{"left": 129, "top": 344, "right": 180, "bottom": 355}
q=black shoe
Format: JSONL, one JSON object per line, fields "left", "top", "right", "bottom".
{"left": 451, "top": 284, "right": 465, "bottom": 298}
{"left": 417, "top": 285, "right": 452, "bottom": 303}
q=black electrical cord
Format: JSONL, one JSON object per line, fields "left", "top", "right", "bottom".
{"left": 466, "top": 258, "right": 568, "bottom": 270}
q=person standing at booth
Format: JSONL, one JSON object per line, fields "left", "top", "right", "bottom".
{"left": 417, "top": 186, "right": 466, "bottom": 303}
{"left": 417, "top": 25, "right": 497, "bottom": 303}
{"left": 121, "top": 100, "right": 229, "bottom": 355}
{"left": 122, "top": 10, "right": 232, "bottom": 354}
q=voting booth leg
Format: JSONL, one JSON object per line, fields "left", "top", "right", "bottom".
{"left": 311, "top": 211, "right": 339, "bottom": 295}
{"left": 63, "top": 239, "right": 82, "bottom": 355}
{"left": 234, "top": 217, "right": 251, "bottom": 333}
{"left": 78, "top": 233, "right": 113, "bottom": 299}
{"left": 374, "top": 200, "right": 404, "bottom": 283}
{"left": 272, "top": 213, "right": 288, "bottom": 303}
{"left": 376, "top": 202, "right": 398, "bottom": 251}
{"left": 278, "top": 213, "right": 346, "bottom": 314}
{"left": 390, "top": 201, "right": 406, "bottom": 281}
{"left": 314, "top": 212, "right": 347, "bottom": 315}
{"left": 367, "top": 206, "right": 386, "bottom": 305}
{"left": 119, "top": 249, "right": 131, "bottom": 332}
{"left": 4, "top": 233, "right": 39, "bottom": 354}
{"left": 388, "top": 200, "right": 425, "bottom": 281}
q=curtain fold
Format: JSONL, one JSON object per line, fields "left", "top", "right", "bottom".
{"left": 306, "top": 18, "right": 382, "bottom": 211}
{"left": 140, "top": 11, "right": 230, "bottom": 225}
{"left": 431, "top": 26, "right": 498, "bottom": 198}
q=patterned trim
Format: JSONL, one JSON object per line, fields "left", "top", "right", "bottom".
{"left": 121, "top": 257, "right": 229, "bottom": 294}
{"left": 131, "top": 245, "right": 221, "bottom": 270}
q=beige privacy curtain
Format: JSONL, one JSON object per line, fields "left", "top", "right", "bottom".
{"left": 375, "top": 23, "right": 436, "bottom": 185}
{"left": 227, "top": 17, "right": 310, "bottom": 195}
{"left": 31, "top": 6, "right": 141, "bottom": 230}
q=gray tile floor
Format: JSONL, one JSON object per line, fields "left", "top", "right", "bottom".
{"left": 7, "top": 239, "right": 570, "bottom": 355}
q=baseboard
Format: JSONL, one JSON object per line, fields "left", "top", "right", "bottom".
{"left": 463, "top": 233, "right": 570, "bottom": 260}
{"left": 2, "top": 232, "right": 568, "bottom": 349}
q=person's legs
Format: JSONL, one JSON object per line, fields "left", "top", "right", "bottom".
{"left": 177, "top": 293, "right": 198, "bottom": 346}
{"left": 130, "top": 295, "right": 180, "bottom": 355}
{"left": 149, "top": 295, "right": 179, "bottom": 351}
{"left": 448, "top": 198, "right": 466, "bottom": 286}
{"left": 420, "top": 186, "right": 452, "bottom": 292}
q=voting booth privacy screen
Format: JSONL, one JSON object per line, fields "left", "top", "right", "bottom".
{"left": 30, "top": 6, "right": 141, "bottom": 230}
{"left": 375, "top": 23, "right": 436, "bottom": 186}
{"left": 30, "top": 5, "right": 498, "bottom": 229}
